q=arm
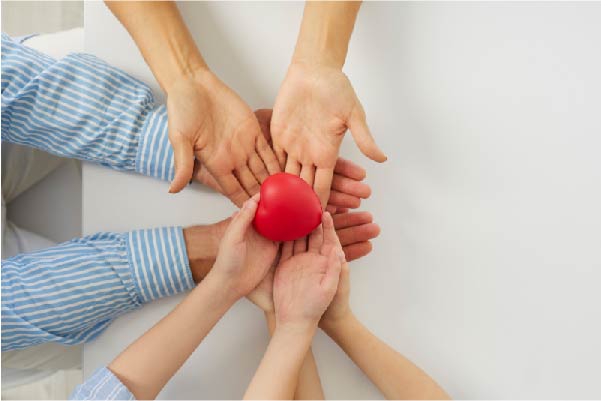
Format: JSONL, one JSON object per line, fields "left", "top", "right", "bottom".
{"left": 106, "top": 1, "right": 280, "bottom": 203}
{"left": 72, "top": 195, "right": 278, "bottom": 400}
{"left": 322, "top": 314, "right": 449, "bottom": 400}
{"left": 271, "top": 1, "right": 386, "bottom": 207}
{"left": 265, "top": 313, "right": 325, "bottom": 400}
{"left": 245, "top": 213, "right": 343, "bottom": 399}
{"left": 1, "top": 33, "right": 173, "bottom": 182}
{"left": 1, "top": 224, "right": 220, "bottom": 352}
{"left": 320, "top": 247, "right": 449, "bottom": 399}
{"left": 107, "top": 271, "right": 236, "bottom": 400}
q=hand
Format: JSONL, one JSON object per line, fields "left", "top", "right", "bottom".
{"left": 167, "top": 71, "right": 280, "bottom": 206}
{"left": 246, "top": 210, "right": 380, "bottom": 312}
{"left": 193, "top": 109, "right": 372, "bottom": 213}
{"left": 320, "top": 223, "right": 351, "bottom": 329}
{"left": 271, "top": 63, "right": 386, "bottom": 206}
{"left": 209, "top": 194, "right": 279, "bottom": 300}
{"left": 273, "top": 213, "right": 344, "bottom": 332}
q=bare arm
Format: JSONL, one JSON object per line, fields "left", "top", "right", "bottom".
{"left": 108, "top": 274, "right": 236, "bottom": 400}
{"left": 265, "top": 313, "right": 325, "bottom": 400}
{"left": 105, "top": 1, "right": 206, "bottom": 92}
{"left": 322, "top": 313, "right": 450, "bottom": 400}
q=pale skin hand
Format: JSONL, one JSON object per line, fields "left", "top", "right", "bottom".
{"left": 272, "top": 1, "right": 386, "bottom": 207}
{"left": 194, "top": 109, "right": 372, "bottom": 214}
{"left": 319, "top": 232, "right": 450, "bottom": 400}
{"left": 106, "top": 1, "right": 279, "bottom": 206}
{"left": 244, "top": 212, "right": 344, "bottom": 400}
{"left": 107, "top": 196, "right": 276, "bottom": 400}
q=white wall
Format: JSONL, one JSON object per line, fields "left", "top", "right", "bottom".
{"left": 83, "top": 2, "right": 601, "bottom": 399}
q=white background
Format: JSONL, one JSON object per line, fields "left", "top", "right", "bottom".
{"left": 83, "top": 2, "right": 601, "bottom": 399}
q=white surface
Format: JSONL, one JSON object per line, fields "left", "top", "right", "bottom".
{"left": 83, "top": 2, "right": 601, "bottom": 399}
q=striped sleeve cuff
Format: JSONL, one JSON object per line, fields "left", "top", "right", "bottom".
{"left": 125, "top": 226, "right": 195, "bottom": 304}
{"left": 70, "top": 367, "right": 134, "bottom": 400}
{"left": 135, "top": 105, "right": 176, "bottom": 182}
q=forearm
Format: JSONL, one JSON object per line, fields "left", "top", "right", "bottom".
{"left": 323, "top": 313, "right": 450, "bottom": 400}
{"left": 106, "top": 1, "right": 207, "bottom": 93}
{"left": 293, "top": 1, "right": 362, "bottom": 69}
{"left": 264, "top": 313, "right": 325, "bottom": 400}
{"left": 108, "top": 273, "right": 237, "bottom": 400}
{"left": 245, "top": 325, "right": 314, "bottom": 400}
{"left": 1, "top": 227, "right": 192, "bottom": 351}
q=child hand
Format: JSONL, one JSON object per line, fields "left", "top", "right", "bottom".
{"left": 273, "top": 212, "right": 344, "bottom": 334}
{"left": 210, "top": 194, "right": 279, "bottom": 300}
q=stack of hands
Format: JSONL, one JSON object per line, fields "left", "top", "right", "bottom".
{"left": 69, "top": 2, "right": 449, "bottom": 400}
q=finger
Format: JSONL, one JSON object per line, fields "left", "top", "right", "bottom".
{"left": 217, "top": 174, "right": 250, "bottom": 207}
{"left": 342, "top": 241, "right": 373, "bottom": 262}
{"left": 328, "top": 190, "right": 361, "bottom": 209}
{"left": 168, "top": 135, "right": 195, "bottom": 193}
{"left": 321, "top": 248, "right": 344, "bottom": 293}
{"left": 254, "top": 109, "right": 273, "bottom": 142}
{"left": 320, "top": 212, "right": 339, "bottom": 256}
{"left": 193, "top": 161, "right": 223, "bottom": 193}
{"left": 325, "top": 205, "right": 338, "bottom": 214}
{"left": 314, "top": 167, "right": 334, "bottom": 209}
{"left": 332, "top": 211, "right": 373, "bottom": 230}
{"left": 293, "top": 237, "right": 308, "bottom": 254}
{"left": 334, "top": 157, "right": 367, "bottom": 181}
{"left": 226, "top": 196, "right": 259, "bottom": 242}
{"left": 349, "top": 105, "right": 387, "bottom": 163}
{"left": 280, "top": 241, "right": 294, "bottom": 262}
{"left": 336, "top": 223, "right": 381, "bottom": 246}
{"left": 285, "top": 158, "right": 301, "bottom": 176}
{"left": 335, "top": 208, "right": 350, "bottom": 214}
{"left": 331, "top": 174, "right": 371, "bottom": 199}
{"left": 300, "top": 164, "right": 316, "bottom": 186}
{"left": 256, "top": 134, "right": 281, "bottom": 175}
{"left": 308, "top": 224, "right": 324, "bottom": 253}
{"left": 274, "top": 145, "right": 287, "bottom": 171}
{"left": 248, "top": 153, "right": 270, "bottom": 183}
{"left": 235, "top": 165, "right": 261, "bottom": 197}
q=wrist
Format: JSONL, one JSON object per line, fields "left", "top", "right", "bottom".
{"left": 320, "top": 310, "right": 357, "bottom": 338}
{"left": 265, "top": 311, "right": 276, "bottom": 335}
{"left": 292, "top": 2, "right": 361, "bottom": 69}
{"left": 273, "top": 322, "right": 316, "bottom": 346}
{"left": 183, "top": 221, "right": 226, "bottom": 283}
{"left": 198, "top": 267, "right": 242, "bottom": 307}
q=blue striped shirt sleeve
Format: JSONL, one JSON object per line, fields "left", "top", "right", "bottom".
{"left": 1, "top": 32, "right": 175, "bottom": 181}
{"left": 1, "top": 227, "right": 195, "bottom": 351}
{"left": 70, "top": 368, "right": 134, "bottom": 400}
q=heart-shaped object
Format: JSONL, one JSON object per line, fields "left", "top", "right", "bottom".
{"left": 253, "top": 173, "right": 322, "bottom": 241}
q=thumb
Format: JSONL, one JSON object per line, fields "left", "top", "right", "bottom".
{"left": 349, "top": 105, "right": 387, "bottom": 163}
{"left": 321, "top": 248, "right": 344, "bottom": 296}
{"left": 226, "top": 194, "right": 260, "bottom": 243}
{"left": 169, "top": 134, "right": 195, "bottom": 193}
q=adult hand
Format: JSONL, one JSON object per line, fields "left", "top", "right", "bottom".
{"left": 167, "top": 71, "right": 280, "bottom": 206}
{"left": 194, "top": 109, "right": 372, "bottom": 213}
{"left": 209, "top": 194, "right": 278, "bottom": 300}
{"left": 273, "top": 212, "right": 343, "bottom": 332}
{"left": 271, "top": 63, "right": 386, "bottom": 207}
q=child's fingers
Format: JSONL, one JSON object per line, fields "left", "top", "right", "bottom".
{"left": 308, "top": 224, "right": 324, "bottom": 253}
{"left": 320, "top": 212, "right": 339, "bottom": 256}
{"left": 321, "top": 248, "right": 344, "bottom": 295}
{"left": 226, "top": 196, "right": 259, "bottom": 242}
{"left": 280, "top": 241, "right": 294, "bottom": 263}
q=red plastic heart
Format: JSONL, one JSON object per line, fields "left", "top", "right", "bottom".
{"left": 253, "top": 173, "right": 322, "bottom": 241}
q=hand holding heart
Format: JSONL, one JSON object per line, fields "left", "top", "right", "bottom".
{"left": 209, "top": 195, "right": 278, "bottom": 300}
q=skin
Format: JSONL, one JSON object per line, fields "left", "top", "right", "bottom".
{"left": 272, "top": 1, "right": 387, "bottom": 207}
{"left": 319, "top": 233, "right": 451, "bottom": 400}
{"left": 194, "top": 109, "right": 373, "bottom": 214}
{"left": 244, "top": 213, "right": 343, "bottom": 400}
{"left": 106, "top": 1, "right": 279, "bottom": 205}
{"left": 108, "top": 196, "right": 277, "bottom": 400}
